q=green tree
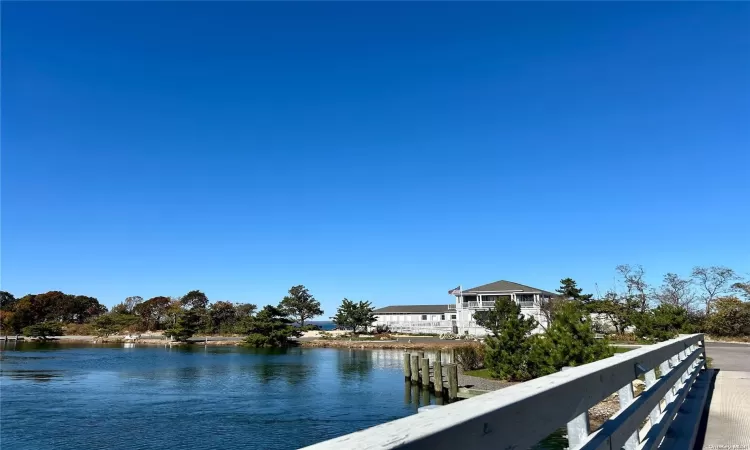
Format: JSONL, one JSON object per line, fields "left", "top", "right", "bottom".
{"left": 23, "top": 322, "right": 63, "bottom": 340}
{"left": 93, "top": 313, "right": 139, "bottom": 337}
{"left": 279, "top": 285, "right": 323, "bottom": 328}
{"left": 706, "top": 297, "right": 750, "bottom": 337}
{"left": 587, "top": 291, "right": 639, "bottom": 334}
{"left": 241, "top": 305, "right": 301, "bottom": 347}
{"left": 476, "top": 296, "right": 538, "bottom": 381}
{"left": 165, "top": 309, "right": 200, "bottom": 342}
{"left": 209, "top": 301, "right": 237, "bottom": 333}
{"left": 0, "top": 291, "right": 17, "bottom": 310}
{"left": 634, "top": 304, "right": 690, "bottom": 342}
{"left": 556, "top": 278, "right": 593, "bottom": 302}
{"left": 732, "top": 281, "right": 750, "bottom": 301}
{"left": 181, "top": 290, "right": 209, "bottom": 310}
{"left": 528, "top": 301, "right": 613, "bottom": 376}
{"left": 331, "top": 299, "right": 376, "bottom": 333}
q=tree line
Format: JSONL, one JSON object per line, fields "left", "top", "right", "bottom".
{"left": 563, "top": 265, "right": 750, "bottom": 340}
{"left": 0, "top": 285, "right": 380, "bottom": 346}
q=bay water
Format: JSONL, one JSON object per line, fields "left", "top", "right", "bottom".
{"left": 0, "top": 342, "right": 566, "bottom": 449}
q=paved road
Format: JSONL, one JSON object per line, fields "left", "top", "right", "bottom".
{"left": 704, "top": 341, "right": 750, "bottom": 371}
{"left": 700, "top": 342, "right": 750, "bottom": 449}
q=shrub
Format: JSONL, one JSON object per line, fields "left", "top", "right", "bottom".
{"left": 454, "top": 345, "right": 485, "bottom": 370}
{"left": 526, "top": 302, "right": 614, "bottom": 376}
{"left": 706, "top": 297, "right": 750, "bottom": 337}
{"left": 63, "top": 322, "right": 96, "bottom": 336}
{"left": 374, "top": 324, "right": 391, "bottom": 334}
{"left": 634, "top": 304, "right": 690, "bottom": 342}
{"left": 23, "top": 322, "right": 63, "bottom": 340}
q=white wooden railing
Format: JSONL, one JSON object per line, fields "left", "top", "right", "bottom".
{"left": 303, "top": 334, "right": 709, "bottom": 450}
{"left": 380, "top": 321, "right": 454, "bottom": 329}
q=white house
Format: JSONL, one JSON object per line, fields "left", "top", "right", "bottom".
{"left": 372, "top": 280, "right": 555, "bottom": 336}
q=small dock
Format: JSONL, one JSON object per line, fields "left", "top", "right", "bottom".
{"left": 402, "top": 351, "right": 490, "bottom": 401}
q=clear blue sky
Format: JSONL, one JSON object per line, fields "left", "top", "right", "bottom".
{"left": 2, "top": 2, "right": 749, "bottom": 314}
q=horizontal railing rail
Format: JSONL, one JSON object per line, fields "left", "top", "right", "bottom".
{"left": 380, "top": 321, "right": 454, "bottom": 328}
{"left": 303, "top": 333, "right": 707, "bottom": 450}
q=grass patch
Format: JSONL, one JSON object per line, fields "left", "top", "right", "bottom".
{"left": 706, "top": 356, "right": 713, "bottom": 368}
{"left": 463, "top": 368, "right": 498, "bottom": 380}
{"left": 613, "top": 346, "right": 633, "bottom": 354}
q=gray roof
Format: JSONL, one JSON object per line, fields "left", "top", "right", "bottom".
{"left": 373, "top": 305, "right": 452, "bottom": 314}
{"left": 462, "top": 280, "right": 556, "bottom": 296}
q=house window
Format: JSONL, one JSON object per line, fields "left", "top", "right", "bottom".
{"left": 421, "top": 315, "right": 427, "bottom": 320}
{"left": 451, "top": 314, "right": 456, "bottom": 320}
{"left": 518, "top": 294, "right": 535, "bottom": 308}
{"left": 440, "top": 314, "right": 445, "bottom": 320}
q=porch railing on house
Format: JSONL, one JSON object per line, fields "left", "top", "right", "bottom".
{"left": 303, "top": 334, "right": 709, "bottom": 450}
{"left": 379, "top": 321, "right": 454, "bottom": 329}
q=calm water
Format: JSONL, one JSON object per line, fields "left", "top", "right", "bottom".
{"left": 0, "top": 342, "right": 566, "bottom": 450}
{"left": 0, "top": 342, "right": 443, "bottom": 450}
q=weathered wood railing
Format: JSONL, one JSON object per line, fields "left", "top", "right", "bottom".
{"left": 303, "top": 334, "right": 709, "bottom": 450}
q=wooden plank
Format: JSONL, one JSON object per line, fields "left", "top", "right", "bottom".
{"left": 637, "top": 359, "right": 705, "bottom": 450}
{"left": 658, "top": 369, "right": 712, "bottom": 450}
{"left": 577, "top": 346, "right": 702, "bottom": 450}
{"left": 303, "top": 334, "right": 704, "bottom": 450}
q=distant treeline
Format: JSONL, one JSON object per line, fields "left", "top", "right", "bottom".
{"left": 0, "top": 285, "right": 379, "bottom": 346}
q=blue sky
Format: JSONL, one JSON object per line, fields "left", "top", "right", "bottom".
{"left": 2, "top": 2, "right": 749, "bottom": 314}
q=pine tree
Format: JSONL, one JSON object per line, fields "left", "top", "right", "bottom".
{"left": 528, "top": 301, "right": 613, "bottom": 376}
{"left": 165, "top": 309, "right": 200, "bottom": 342}
{"left": 476, "top": 297, "right": 537, "bottom": 381}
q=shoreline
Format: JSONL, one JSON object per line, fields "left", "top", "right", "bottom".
{"left": 6, "top": 335, "right": 480, "bottom": 350}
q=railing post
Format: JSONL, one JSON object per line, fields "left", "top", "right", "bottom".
{"left": 562, "top": 367, "right": 589, "bottom": 448}
{"left": 644, "top": 368, "right": 660, "bottom": 427}
{"left": 618, "top": 381, "right": 640, "bottom": 450}
{"left": 699, "top": 336, "right": 707, "bottom": 370}
{"left": 659, "top": 359, "right": 675, "bottom": 406}
{"left": 669, "top": 354, "right": 680, "bottom": 398}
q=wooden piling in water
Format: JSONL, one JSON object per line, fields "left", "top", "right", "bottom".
{"left": 435, "top": 349, "right": 442, "bottom": 364}
{"left": 410, "top": 355, "right": 419, "bottom": 383}
{"left": 447, "top": 363, "right": 459, "bottom": 400}
{"left": 434, "top": 359, "right": 443, "bottom": 394}
{"left": 417, "top": 351, "right": 424, "bottom": 359}
{"left": 420, "top": 358, "right": 430, "bottom": 388}
{"left": 403, "top": 353, "right": 411, "bottom": 379}
{"left": 421, "top": 387, "right": 430, "bottom": 407}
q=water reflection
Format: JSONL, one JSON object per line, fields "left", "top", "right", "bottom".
{"left": 337, "top": 349, "right": 373, "bottom": 381}
{"left": 1, "top": 369, "right": 64, "bottom": 382}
